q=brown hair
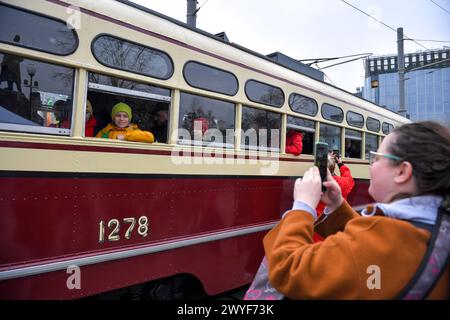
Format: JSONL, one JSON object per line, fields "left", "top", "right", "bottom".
{"left": 327, "top": 154, "right": 336, "bottom": 173}
{"left": 388, "top": 121, "right": 450, "bottom": 198}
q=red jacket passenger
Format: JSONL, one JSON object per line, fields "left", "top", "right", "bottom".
{"left": 285, "top": 130, "right": 303, "bottom": 156}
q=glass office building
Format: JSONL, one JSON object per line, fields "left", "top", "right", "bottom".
{"left": 363, "top": 47, "right": 450, "bottom": 128}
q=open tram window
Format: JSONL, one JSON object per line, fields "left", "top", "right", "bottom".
{"left": 345, "top": 129, "right": 362, "bottom": 159}
{"left": 286, "top": 115, "right": 315, "bottom": 155}
{"left": 178, "top": 92, "right": 235, "bottom": 148}
{"left": 319, "top": 123, "right": 341, "bottom": 156}
{"left": 0, "top": 52, "right": 74, "bottom": 135}
{"left": 88, "top": 73, "right": 171, "bottom": 142}
{"left": 241, "top": 106, "right": 281, "bottom": 152}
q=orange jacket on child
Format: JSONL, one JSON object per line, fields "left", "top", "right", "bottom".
{"left": 96, "top": 123, "right": 154, "bottom": 143}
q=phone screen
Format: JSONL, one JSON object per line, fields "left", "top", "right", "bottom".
{"left": 315, "top": 142, "right": 329, "bottom": 191}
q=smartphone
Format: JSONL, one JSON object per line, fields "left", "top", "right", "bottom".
{"left": 333, "top": 149, "right": 340, "bottom": 161}
{"left": 315, "top": 142, "right": 329, "bottom": 192}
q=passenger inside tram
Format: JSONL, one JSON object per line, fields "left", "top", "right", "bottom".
{"left": 96, "top": 102, "right": 154, "bottom": 143}
{"left": 87, "top": 90, "right": 169, "bottom": 143}
{"left": 85, "top": 99, "right": 97, "bottom": 137}
{"left": 345, "top": 139, "right": 361, "bottom": 158}
{"left": 153, "top": 109, "right": 168, "bottom": 143}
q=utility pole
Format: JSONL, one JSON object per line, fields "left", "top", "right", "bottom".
{"left": 187, "top": 0, "right": 197, "bottom": 28}
{"left": 397, "top": 27, "right": 407, "bottom": 117}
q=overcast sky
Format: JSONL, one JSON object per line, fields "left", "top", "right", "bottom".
{"left": 130, "top": 0, "right": 450, "bottom": 93}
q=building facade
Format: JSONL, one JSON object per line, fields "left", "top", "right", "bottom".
{"left": 363, "top": 47, "right": 450, "bottom": 128}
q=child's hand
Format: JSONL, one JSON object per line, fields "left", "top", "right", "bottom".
{"left": 116, "top": 134, "right": 125, "bottom": 140}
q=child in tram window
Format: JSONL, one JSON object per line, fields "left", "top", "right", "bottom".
{"left": 285, "top": 129, "right": 303, "bottom": 156}
{"left": 85, "top": 99, "right": 97, "bottom": 137}
{"left": 95, "top": 102, "right": 154, "bottom": 143}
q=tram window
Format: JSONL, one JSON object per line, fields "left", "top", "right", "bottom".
{"left": 0, "top": 53, "right": 74, "bottom": 135}
{"left": 245, "top": 80, "right": 284, "bottom": 108}
{"left": 345, "top": 129, "right": 362, "bottom": 159}
{"left": 241, "top": 106, "right": 281, "bottom": 152}
{"left": 319, "top": 123, "right": 341, "bottom": 155}
{"left": 346, "top": 111, "right": 364, "bottom": 128}
{"left": 0, "top": 4, "right": 78, "bottom": 55}
{"left": 366, "top": 117, "right": 381, "bottom": 132}
{"left": 183, "top": 61, "right": 238, "bottom": 96}
{"left": 365, "top": 133, "right": 379, "bottom": 160}
{"left": 88, "top": 73, "right": 171, "bottom": 142}
{"left": 287, "top": 115, "right": 315, "bottom": 155}
{"left": 321, "top": 103, "right": 344, "bottom": 123}
{"left": 92, "top": 35, "right": 173, "bottom": 80}
{"left": 178, "top": 92, "right": 235, "bottom": 148}
{"left": 382, "top": 122, "right": 394, "bottom": 135}
{"left": 88, "top": 73, "right": 170, "bottom": 97}
{"left": 288, "top": 93, "right": 318, "bottom": 116}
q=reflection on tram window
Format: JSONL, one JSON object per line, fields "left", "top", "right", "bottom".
{"left": 365, "top": 133, "right": 379, "bottom": 160}
{"left": 321, "top": 103, "right": 344, "bottom": 123}
{"left": 245, "top": 80, "right": 284, "bottom": 108}
{"left": 0, "top": 53, "right": 74, "bottom": 135}
{"left": 241, "top": 106, "right": 281, "bottom": 152}
{"left": 92, "top": 35, "right": 173, "bottom": 80}
{"left": 178, "top": 92, "right": 235, "bottom": 147}
{"left": 319, "top": 123, "right": 341, "bottom": 154}
{"left": 288, "top": 93, "right": 318, "bottom": 116}
{"left": 0, "top": 4, "right": 78, "bottom": 55}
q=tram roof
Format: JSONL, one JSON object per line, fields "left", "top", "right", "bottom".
{"left": 115, "top": 0, "right": 405, "bottom": 120}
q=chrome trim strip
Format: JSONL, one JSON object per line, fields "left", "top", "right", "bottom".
{"left": 0, "top": 222, "right": 276, "bottom": 281}
{"left": 88, "top": 83, "right": 171, "bottom": 102}
{"left": 286, "top": 124, "right": 315, "bottom": 133}
{"left": 0, "top": 123, "right": 70, "bottom": 135}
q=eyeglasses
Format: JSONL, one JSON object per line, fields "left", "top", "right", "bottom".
{"left": 369, "top": 151, "right": 402, "bottom": 166}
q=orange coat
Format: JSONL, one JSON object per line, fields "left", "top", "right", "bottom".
{"left": 96, "top": 123, "right": 154, "bottom": 143}
{"left": 263, "top": 200, "right": 449, "bottom": 299}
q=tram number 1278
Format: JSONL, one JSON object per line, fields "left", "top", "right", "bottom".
{"left": 98, "top": 216, "right": 149, "bottom": 243}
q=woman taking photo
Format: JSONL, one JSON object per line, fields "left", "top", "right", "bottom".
{"left": 264, "top": 121, "right": 449, "bottom": 299}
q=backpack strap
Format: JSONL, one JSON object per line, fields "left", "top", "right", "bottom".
{"left": 396, "top": 202, "right": 450, "bottom": 300}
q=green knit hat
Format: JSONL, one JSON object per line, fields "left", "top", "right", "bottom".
{"left": 111, "top": 102, "right": 132, "bottom": 121}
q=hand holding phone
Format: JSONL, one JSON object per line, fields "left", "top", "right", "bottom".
{"left": 315, "top": 142, "right": 329, "bottom": 192}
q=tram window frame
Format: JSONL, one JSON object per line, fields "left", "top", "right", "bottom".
{"left": 244, "top": 79, "right": 284, "bottom": 108}
{"left": 0, "top": 53, "right": 75, "bottom": 136}
{"left": 366, "top": 117, "right": 381, "bottom": 132}
{"left": 382, "top": 122, "right": 394, "bottom": 135}
{"left": 178, "top": 92, "right": 236, "bottom": 148}
{"left": 345, "top": 129, "right": 362, "bottom": 159}
{"left": 91, "top": 34, "right": 174, "bottom": 80}
{"left": 321, "top": 103, "right": 344, "bottom": 123}
{"left": 0, "top": 3, "right": 79, "bottom": 56}
{"left": 365, "top": 133, "right": 379, "bottom": 160}
{"left": 319, "top": 123, "right": 341, "bottom": 155}
{"left": 183, "top": 60, "right": 239, "bottom": 96}
{"left": 88, "top": 72, "right": 171, "bottom": 141}
{"left": 288, "top": 93, "right": 318, "bottom": 116}
{"left": 241, "top": 105, "right": 281, "bottom": 152}
{"left": 346, "top": 111, "right": 364, "bottom": 128}
{"left": 286, "top": 115, "right": 315, "bottom": 155}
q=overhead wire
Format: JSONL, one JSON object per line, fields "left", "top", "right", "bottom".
{"left": 429, "top": 0, "right": 450, "bottom": 14}
{"left": 195, "top": 0, "right": 210, "bottom": 13}
{"left": 338, "top": 0, "right": 431, "bottom": 51}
